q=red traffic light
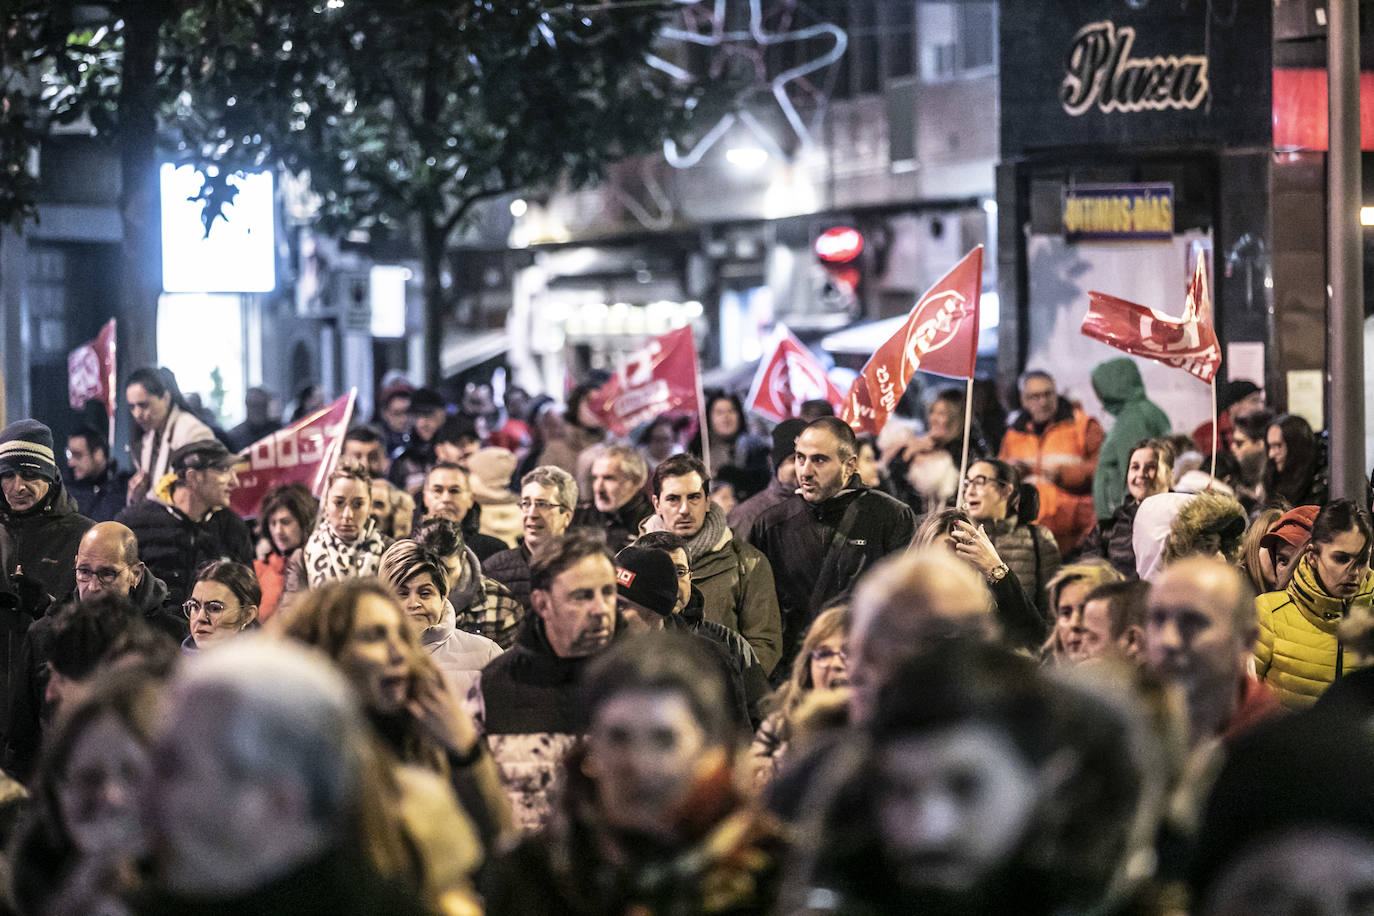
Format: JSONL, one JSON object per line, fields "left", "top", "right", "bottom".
{"left": 814, "top": 226, "right": 864, "bottom": 264}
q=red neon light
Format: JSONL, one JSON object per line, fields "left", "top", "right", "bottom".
{"left": 815, "top": 226, "right": 864, "bottom": 263}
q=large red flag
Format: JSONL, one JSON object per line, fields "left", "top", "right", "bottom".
{"left": 67, "top": 319, "right": 117, "bottom": 416}
{"left": 842, "top": 246, "right": 983, "bottom": 434}
{"left": 1082, "top": 254, "right": 1221, "bottom": 384}
{"left": 745, "top": 325, "right": 845, "bottom": 422}
{"left": 586, "top": 326, "right": 702, "bottom": 437}
{"left": 230, "top": 390, "right": 355, "bottom": 518}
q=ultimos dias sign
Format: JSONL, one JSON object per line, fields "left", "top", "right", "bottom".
{"left": 1063, "top": 183, "right": 1174, "bottom": 242}
{"left": 1061, "top": 20, "right": 1209, "bottom": 116}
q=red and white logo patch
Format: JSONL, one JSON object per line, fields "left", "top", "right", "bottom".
{"left": 616, "top": 568, "right": 636, "bottom": 587}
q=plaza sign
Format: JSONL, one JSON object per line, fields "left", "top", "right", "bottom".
{"left": 1060, "top": 21, "right": 1209, "bottom": 116}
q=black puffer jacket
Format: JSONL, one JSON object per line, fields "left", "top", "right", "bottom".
{"left": 482, "top": 542, "right": 533, "bottom": 611}
{"left": 983, "top": 514, "right": 1061, "bottom": 622}
{"left": 115, "top": 500, "right": 253, "bottom": 606}
{"left": 0, "top": 480, "right": 93, "bottom": 603}
{"left": 747, "top": 481, "right": 916, "bottom": 666}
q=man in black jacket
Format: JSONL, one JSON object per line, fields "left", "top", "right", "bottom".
{"left": 6, "top": 521, "right": 182, "bottom": 780}
{"left": 747, "top": 417, "right": 916, "bottom": 672}
{"left": 0, "top": 420, "right": 95, "bottom": 605}
{"left": 64, "top": 427, "right": 133, "bottom": 523}
{"left": 116, "top": 439, "right": 253, "bottom": 605}
{"left": 572, "top": 445, "right": 654, "bottom": 553}
{"left": 469, "top": 529, "right": 617, "bottom": 833}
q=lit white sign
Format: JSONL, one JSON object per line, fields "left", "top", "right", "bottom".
{"left": 160, "top": 164, "right": 277, "bottom": 293}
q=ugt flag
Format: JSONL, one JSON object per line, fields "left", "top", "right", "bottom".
{"left": 586, "top": 326, "right": 701, "bottom": 437}
{"left": 230, "top": 390, "right": 355, "bottom": 518}
{"left": 745, "top": 324, "right": 845, "bottom": 423}
{"left": 842, "top": 245, "right": 983, "bottom": 434}
{"left": 68, "top": 319, "right": 117, "bottom": 415}
{"left": 1082, "top": 253, "right": 1221, "bottom": 384}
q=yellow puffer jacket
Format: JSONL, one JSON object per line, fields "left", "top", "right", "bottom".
{"left": 1254, "top": 560, "right": 1374, "bottom": 709}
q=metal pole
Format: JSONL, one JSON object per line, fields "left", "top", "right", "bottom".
{"left": 1328, "top": 0, "right": 1365, "bottom": 501}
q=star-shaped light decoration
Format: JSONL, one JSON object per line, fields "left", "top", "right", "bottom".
{"left": 648, "top": 0, "right": 848, "bottom": 168}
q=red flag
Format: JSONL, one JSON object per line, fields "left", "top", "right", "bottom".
{"left": 586, "top": 326, "right": 702, "bottom": 437}
{"left": 841, "top": 246, "right": 983, "bottom": 434}
{"left": 68, "top": 319, "right": 117, "bottom": 416}
{"left": 229, "top": 390, "right": 355, "bottom": 518}
{"left": 1082, "top": 255, "right": 1221, "bottom": 384}
{"left": 745, "top": 325, "right": 845, "bottom": 422}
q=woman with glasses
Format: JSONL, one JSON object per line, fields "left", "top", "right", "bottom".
{"left": 182, "top": 560, "right": 260, "bottom": 653}
{"left": 750, "top": 604, "right": 851, "bottom": 789}
{"left": 283, "top": 466, "right": 391, "bottom": 605}
{"left": 962, "top": 459, "right": 1061, "bottom": 622}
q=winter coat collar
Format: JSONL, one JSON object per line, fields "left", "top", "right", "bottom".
{"left": 1289, "top": 558, "right": 1374, "bottom": 627}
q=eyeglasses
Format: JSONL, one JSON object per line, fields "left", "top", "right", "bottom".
{"left": 810, "top": 646, "right": 848, "bottom": 665}
{"left": 74, "top": 564, "right": 129, "bottom": 586}
{"left": 963, "top": 475, "right": 1010, "bottom": 491}
{"left": 519, "top": 498, "right": 566, "bottom": 513}
{"left": 183, "top": 599, "right": 232, "bottom": 621}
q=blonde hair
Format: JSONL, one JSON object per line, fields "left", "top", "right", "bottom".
{"left": 1240, "top": 507, "right": 1284, "bottom": 595}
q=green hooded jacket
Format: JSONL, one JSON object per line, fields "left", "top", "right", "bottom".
{"left": 1090, "top": 357, "right": 1172, "bottom": 519}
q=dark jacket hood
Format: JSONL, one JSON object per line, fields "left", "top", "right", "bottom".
{"left": 1090, "top": 357, "right": 1147, "bottom": 416}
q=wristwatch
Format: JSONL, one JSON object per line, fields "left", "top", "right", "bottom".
{"left": 986, "top": 563, "right": 1010, "bottom": 584}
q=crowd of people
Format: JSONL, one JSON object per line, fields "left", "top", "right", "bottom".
{"left": 0, "top": 359, "right": 1370, "bottom": 915}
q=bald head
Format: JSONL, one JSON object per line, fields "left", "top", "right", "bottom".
{"left": 74, "top": 522, "right": 143, "bottom": 600}
{"left": 848, "top": 549, "right": 993, "bottom": 722}
{"left": 1145, "top": 556, "right": 1256, "bottom": 742}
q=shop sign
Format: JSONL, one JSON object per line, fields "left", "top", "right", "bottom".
{"left": 1062, "top": 183, "right": 1174, "bottom": 242}
{"left": 1060, "top": 20, "right": 1208, "bottom": 116}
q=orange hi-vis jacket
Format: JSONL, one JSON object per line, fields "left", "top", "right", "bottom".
{"left": 999, "top": 400, "right": 1104, "bottom": 556}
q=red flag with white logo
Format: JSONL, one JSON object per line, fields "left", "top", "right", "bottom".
{"left": 744, "top": 325, "right": 845, "bottom": 423}
{"left": 1082, "top": 254, "right": 1221, "bottom": 384}
{"left": 229, "top": 390, "right": 355, "bottom": 518}
{"left": 841, "top": 246, "right": 983, "bottom": 434}
{"left": 67, "top": 319, "right": 117, "bottom": 416}
{"left": 586, "top": 326, "right": 702, "bottom": 437}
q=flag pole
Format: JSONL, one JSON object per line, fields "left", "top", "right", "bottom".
{"left": 957, "top": 377, "right": 975, "bottom": 508}
{"left": 692, "top": 333, "right": 712, "bottom": 478}
{"left": 1209, "top": 380, "right": 1218, "bottom": 482}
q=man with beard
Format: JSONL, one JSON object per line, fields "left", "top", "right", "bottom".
{"left": 728, "top": 418, "right": 806, "bottom": 539}
{"left": 999, "top": 371, "right": 1103, "bottom": 555}
{"left": 64, "top": 427, "right": 133, "bottom": 523}
{"left": 572, "top": 446, "right": 654, "bottom": 554}
{"left": 468, "top": 529, "right": 617, "bottom": 832}
{"left": 749, "top": 417, "right": 915, "bottom": 668}
{"left": 1255, "top": 499, "right": 1374, "bottom": 708}
{"left": 646, "top": 454, "right": 781, "bottom": 675}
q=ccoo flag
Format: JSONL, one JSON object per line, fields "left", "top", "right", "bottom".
{"left": 68, "top": 319, "right": 117, "bottom": 416}
{"left": 744, "top": 324, "right": 845, "bottom": 422}
{"left": 586, "top": 326, "right": 702, "bottom": 437}
{"left": 1082, "top": 254, "right": 1221, "bottom": 384}
{"left": 842, "top": 245, "right": 983, "bottom": 434}
{"left": 230, "top": 390, "right": 355, "bottom": 518}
